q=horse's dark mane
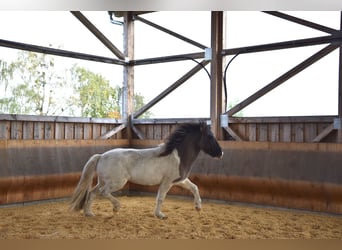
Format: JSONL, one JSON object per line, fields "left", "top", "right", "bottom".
{"left": 159, "top": 123, "right": 201, "bottom": 157}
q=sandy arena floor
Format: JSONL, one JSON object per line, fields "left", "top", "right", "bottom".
{"left": 0, "top": 195, "right": 341, "bottom": 239}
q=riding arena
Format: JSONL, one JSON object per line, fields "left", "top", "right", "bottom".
{"left": 1, "top": 11, "right": 342, "bottom": 239}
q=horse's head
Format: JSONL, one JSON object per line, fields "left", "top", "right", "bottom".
{"left": 199, "top": 122, "right": 224, "bottom": 159}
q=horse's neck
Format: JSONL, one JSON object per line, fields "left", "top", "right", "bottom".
{"left": 178, "top": 143, "right": 199, "bottom": 165}
{"left": 176, "top": 137, "right": 201, "bottom": 180}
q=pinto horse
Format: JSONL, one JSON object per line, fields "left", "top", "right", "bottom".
{"left": 70, "top": 122, "right": 223, "bottom": 219}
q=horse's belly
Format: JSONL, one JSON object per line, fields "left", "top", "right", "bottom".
{"left": 129, "top": 168, "right": 164, "bottom": 185}
{"left": 128, "top": 158, "right": 180, "bottom": 186}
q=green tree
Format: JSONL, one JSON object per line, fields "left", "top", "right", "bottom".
{"left": 1, "top": 51, "right": 152, "bottom": 119}
{"left": 0, "top": 59, "right": 16, "bottom": 113}
{"left": 71, "top": 66, "right": 120, "bottom": 118}
{"left": 70, "top": 65, "right": 152, "bottom": 118}
{"left": 134, "top": 92, "right": 152, "bottom": 119}
{"left": 0, "top": 51, "right": 68, "bottom": 115}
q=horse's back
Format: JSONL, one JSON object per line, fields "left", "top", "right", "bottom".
{"left": 101, "top": 146, "right": 163, "bottom": 162}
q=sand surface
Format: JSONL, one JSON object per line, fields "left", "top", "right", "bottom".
{"left": 0, "top": 195, "right": 341, "bottom": 239}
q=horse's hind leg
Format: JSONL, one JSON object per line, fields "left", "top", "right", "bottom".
{"left": 84, "top": 184, "right": 99, "bottom": 217}
{"left": 99, "top": 179, "right": 127, "bottom": 213}
{"left": 176, "top": 178, "right": 202, "bottom": 211}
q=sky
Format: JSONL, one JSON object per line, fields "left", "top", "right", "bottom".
{"left": 0, "top": 11, "right": 341, "bottom": 118}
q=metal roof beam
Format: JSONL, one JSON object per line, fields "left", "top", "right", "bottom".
{"left": 263, "top": 11, "right": 339, "bottom": 35}
{"left": 131, "top": 52, "right": 205, "bottom": 66}
{"left": 71, "top": 11, "right": 125, "bottom": 60}
{"left": 0, "top": 39, "right": 125, "bottom": 65}
{"left": 226, "top": 44, "right": 340, "bottom": 116}
{"left": 133, "top": 14, "right": 208, "bottom": 50}
{"left": 133, "top": 59, "right": 210, "bottom": 119}
{"left": 222, "top": 34, "right": 342, "bottom": 56}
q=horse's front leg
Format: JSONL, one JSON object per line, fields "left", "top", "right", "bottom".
{"left": 155, "top": 182, "right": 172, "bottom": 219}
{"left": 176, "top": 178, "right": 202, "bottom": 211}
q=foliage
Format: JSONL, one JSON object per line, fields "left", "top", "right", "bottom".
{"left": 70, "top": 65, "right": 120, "bottom": 118}
{"left": 0, "top": 51, "right": 66, "bottom": 115}
{"left": 0, "top": 51, "right": 152, "bottom": 118}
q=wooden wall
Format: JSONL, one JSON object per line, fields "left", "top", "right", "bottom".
{"left": 0, "top": 114, "right": 126, "bottom": 140}
{"left": 1, "top": 114, "right": 341, "bottom": 214}
{"left": 1, "top": 115, "right": 337, "bottom": 142}
{"left": 130, "top": 140, "right": 342, "bottom": 214}
{"left": 132, "top": 116, "right": 338, "bottom": 143}
{"left": 0, "top": 139, "right": 130, "bottom": 204}
{"left": 228, "top": 116, "right": 336, "bottom": 142}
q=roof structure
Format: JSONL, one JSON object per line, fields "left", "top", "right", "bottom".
{"left": 1, "top": 11, "right": 342, "bottom": 142}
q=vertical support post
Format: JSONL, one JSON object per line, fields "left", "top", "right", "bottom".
{"left": 338, "top": 11, "right": 342, "bottom": 143}
{"left": 123, "top": 12, "right": 134, "bottom": 140}
{"left": 210, "top": 11, "right": 225, "bottom": 139}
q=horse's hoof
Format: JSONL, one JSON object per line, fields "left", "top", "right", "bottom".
{"left": 113, "top": 206, "right": 120, "bottom": 213}
{"left": 85, "top": 212, "right": 95, "bottom": 217}
{"left": 155, "top": 213, "right": 168, "bottom": 220}
{"left": 195, "top": 207, "right": 201, "bottom": 212}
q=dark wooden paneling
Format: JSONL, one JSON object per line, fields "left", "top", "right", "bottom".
{"left": 0, "top": 139, "right": 130, "bottom": 205}
{"left": 0, "top": 115, "right": 125, "bottom": 140}
{"left": 129, "top": 140, "right": 342, "bottom": 214}
{"left": 132, "top": 117, "right": 338, "bottom": 143}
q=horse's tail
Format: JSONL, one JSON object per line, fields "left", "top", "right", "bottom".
{"left": 70, "top": 154, "right": 101, "bottom": 212}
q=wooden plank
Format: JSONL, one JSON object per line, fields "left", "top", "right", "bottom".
{"left": 122, "top": 12, "right": 135, "bottom": 123}
{"left": 235, "top": 124, "right": 246, "bottom": 140}
{"left": 0, "top": 39, "right": 124, "bottom": 66}
{"left": 71, "top": 11, "right": 125, "bottom": 60}
{"left": 74, "top": 123, "right": 84, "bottom": 139}
{"left": 338, "top": 11, "right": 342, "bottom": 143}
{"left": 223, "top": 126, "right": 243, "bottom": 141}
{"left": 247, "top": 123, "right": 257, "bottom": 141}
{"left": 55, "top": 123, "right": 65, "bottom": 140}
{"left": 64, "top": 123, "right": 74, "bottom": 140}
{"left": 146, "top": 125, "right": 154, "bottom": 140}
{"left": 99, "top": 123, "right": 126, "bottom": 139}
{"left": 280, "top": 123, "right": 292, "bottom": 142}
{"left": 293, "top": 123, "right": 304, "bottom": 142}
{"left": 161, "top": 124, "right": 171, "bottom": 140}
{"left": 133, "top": 118, "right": 209, "bottom": 124}
{"left": 33, "top": 122, "right": 44, "bottom": 140}
{"left": 304, "top": 123, "right": 317, "bottom": 142}
{"left": 258, "top": 124, "right": 268, "bottom": 142}
{"left": 100, "top": 124, "right": 108, "bottom": 137}
{"left": 11, "top": 121, "right": 23, "bottom": 140}
{"left": 154, "top": 124, "right": 162, "bottom": 140}
{"left": 23, "top": 121, "right": 34, "bottom": 140}
{"left": 131, "top": 124, "right": 145, "bottom": 139}
{"left": 264, "top": 11, "right": 339, "bottom": 34}
{"left": 228, "top": 115, "right": 334, "bottom": 124}
{"left": 222, "top": 34, "right": 342, "bottom": 56}
{"left": 44, "top": 122, "right": 55, "bottom": 140}
{"left": 133, "top": 15, "right": 207, "bottom": 50}
{"left": 312, "top": 123, "right": 334, "bottom": 142}
{"left": 269, "top": 123, "right": 280, "bottom": 142}
{"left": 0, "top": 114, "right": 123, "bottom": 124}
{"left": 0, "top": 121, "right": 10, "bottom": 139}
{"left": 210, "top": 11, "right": 224, "bottom": 139}
{"left": 134, "top": 124, "right": 146, "bottom": 139}
{"left": 132, "top": 52, "right": 205, "bottom": 66}
{"left": 83, "top": 124, "right": 93, "bottom": 140}
{"left": 92, "top": 124, "right": 101, "bottom": 139}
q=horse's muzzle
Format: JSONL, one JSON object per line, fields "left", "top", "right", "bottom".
{"left": 215, "top": 151, "right": 224, "bottom": 159}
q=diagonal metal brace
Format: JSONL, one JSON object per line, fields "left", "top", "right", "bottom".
{"left": 99, "top": 123, "right": 127, "bottom": 139}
